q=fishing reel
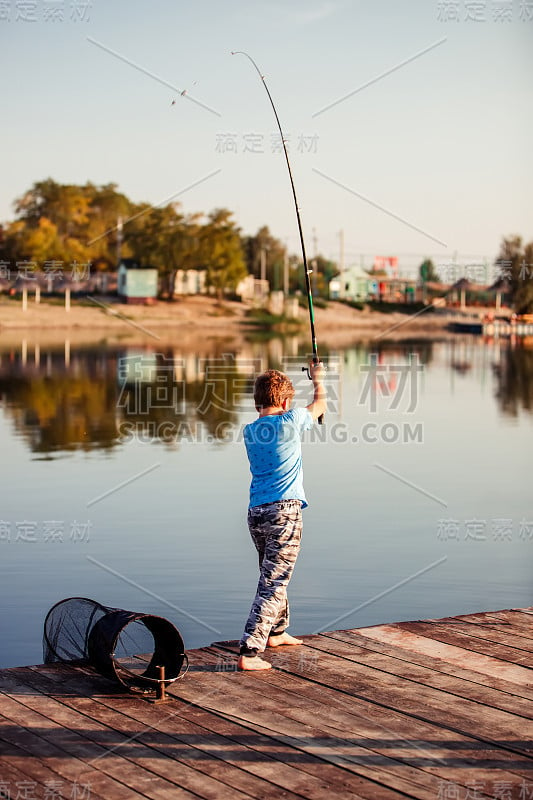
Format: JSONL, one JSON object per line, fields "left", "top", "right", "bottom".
{"left": 301, "top": 362, "right": 326, "bottom": 380}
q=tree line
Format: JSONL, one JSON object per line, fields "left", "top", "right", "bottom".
{"left": 0, "top": 179, "right": 336, "bottom": 299}
{"left": 1, "top": 179, "right": 531, "bottom": 310}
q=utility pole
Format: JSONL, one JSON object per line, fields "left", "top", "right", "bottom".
{"left": 116, "top": 216, "right": 123, "bottom": 266}
{"left": 283, "top": 248, "right": 289, "bottom": 296}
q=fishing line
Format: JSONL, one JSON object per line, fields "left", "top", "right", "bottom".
{"left": 232, "top": 51, "right": 324, "bottom": 423}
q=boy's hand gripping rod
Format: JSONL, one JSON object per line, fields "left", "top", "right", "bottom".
{"left": 232, "top": 51, "right": 324, "bottom": 424}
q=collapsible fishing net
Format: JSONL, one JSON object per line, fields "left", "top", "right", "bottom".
{"left": 43, "top": 597, "right": 188, "bottom": 692}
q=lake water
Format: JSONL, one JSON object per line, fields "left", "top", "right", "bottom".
{"left": 0, "top": 332, "right": 531, "bottom": 668}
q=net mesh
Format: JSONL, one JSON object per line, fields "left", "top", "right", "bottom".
{"left": 43, "top": 597, "right": 186, "bottom": 691}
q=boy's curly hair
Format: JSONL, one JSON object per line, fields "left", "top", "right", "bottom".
{"left": 254, "top": 369, "right": 295, "bottom": 411}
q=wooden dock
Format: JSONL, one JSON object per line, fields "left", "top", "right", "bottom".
{"left": 1, "top": 607, "right": 532, "bottom": 799}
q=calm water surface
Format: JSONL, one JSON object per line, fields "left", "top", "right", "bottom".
{"left": 0, "top": 334, "right": 531, "bottom": 668}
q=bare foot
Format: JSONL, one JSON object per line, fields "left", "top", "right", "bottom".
{"left": 237, "top": 655, "right": 272, "bottom": 671}
{"left": 267, "top": 632, "right": 303, "bottom": 647}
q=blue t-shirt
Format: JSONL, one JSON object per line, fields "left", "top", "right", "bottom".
{"left": 244, "top": 407, "right": 314, "bottom": 509}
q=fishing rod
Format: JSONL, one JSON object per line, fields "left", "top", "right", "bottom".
{"left": 231, "top": 51, "right": 324, "bottom": 423}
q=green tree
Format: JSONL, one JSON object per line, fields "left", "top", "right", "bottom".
{"left": 243, "top": 226, "right": 287, "bottom": 289}
{"left": 201, "top": 209, "right": 246, "bottom": 298}
{"left": 127, "top": 203, "right": 187, "bottom": 295}
{"left": 495, "top": 236, "right": 533, "bottom": 314}
{"left": 85, "top": 183, "right": 134, "bottom": 268}
{"left": 4, "top": 179, "right": 135, "bottom": 267}
{"left": 14, "top": 178, "right": 91, "bottom": 233}
{"left": 419, "top": 259, "right": 440, "bottom": 282}
{"left": 291, "top": 253, "right": 338, "bottom": 298}
{"left": 5, "top": 179, "right": 92, "bottom": 264}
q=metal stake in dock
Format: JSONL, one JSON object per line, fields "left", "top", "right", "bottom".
{"left": 150, "top": 665, "right": 169, "bottom": 704}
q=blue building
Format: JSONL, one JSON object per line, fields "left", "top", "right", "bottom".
{"left": 117, "top": 259, "right": 158, "bottom": 304}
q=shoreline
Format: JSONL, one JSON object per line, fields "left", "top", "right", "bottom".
{"left": 0, "top": 295, "right": 489, "bottom": 347}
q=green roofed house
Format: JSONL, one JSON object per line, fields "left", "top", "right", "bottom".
{"left": 329, "top": 265, "right": 375, "bottom": 302}
{"left": 117, "top": 259, "right": 158, "bottom": 304}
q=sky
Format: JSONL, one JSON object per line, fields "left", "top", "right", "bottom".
{"left": 2, "top": 0, "right": 532, "bottom": 276}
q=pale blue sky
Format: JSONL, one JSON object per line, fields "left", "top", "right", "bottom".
{"left": 2, "top": 0, "right": 531, "bottom": 274}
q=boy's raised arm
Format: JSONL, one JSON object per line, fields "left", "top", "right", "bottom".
{"left": 306, "top": 362, "right": 327, "bottom": 421}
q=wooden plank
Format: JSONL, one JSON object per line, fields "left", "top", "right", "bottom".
{"left": 424, "top": 615, "right": 533, "bottom": 653}
{"left": 180, "top": 648, "right": 528, "bottom": 799}
{"left": 321, "top": 628, "right": 533, "bottom": 702}
{"left": 0, "top": 674, "right": 204, "bottom": 800}
{"left": 353, "top": 624, "right": 533, "bottom": 686}
{"left": 394, "top": 621, "right": 533, "bottom": 666}
{"left": 106, "top": 693, "right": 404, "bottom": 800}
{"left": 170, "top": 658, "right": 446, "bottom": 800}
{"left": 159, "top": 699, "right": 411, "bottom": 800}
{"left": 7, "top": 664, "right": 353, "bottom": 800}
{"left": 27, "top": 662, "right": 380, "bottom": 800}
{"left": 398, "top": 619, "right": 533, "bottom": 659}
{"left": 1, "top": 607, "right": 531, "bottom": 800}
{"left": 186, "top": 648, "right": 520, "bottom": 792}
{"left": 206, "top": 642, "right": 533, "bottom": 780}
{"left": 211, "top": 645, "right": 533, "bottom": 777}
{"left": 482, "top": 610, "right": 533, "bottom": 639}
{"left": 0, "top": 734, "right": 110, "bottom": 800}
{"left": 244, "top": 717, "right": 530, "bottom": 800}
{"left": 14, "top": 661, "right": 411, "bottom": 800}
{"left": 8, "top": 689, "right": 257, "bottom": 800}
{"left": 41, "top": 660, "right": 415, "bottom": 800}
{"left": 297, "top": 634, "right": 533, "bottom": 719}
{"left": 0, "top": 711, "right": 144, "bottom": 800}
{"left": 10, "top": 662, "right": 401, "bottom": 800}
{"left": 208, "top": 640, "right": 533, "bottom": 759}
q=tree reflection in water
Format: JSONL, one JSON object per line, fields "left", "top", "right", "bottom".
{"left": 1, "top": 337, "right": 530, "bottom": 455}
{"left": 494, "top": 343, "right": 533, "bottom": 416}
{"left": 0, "top": 344, "right": 256, "bottom": 453}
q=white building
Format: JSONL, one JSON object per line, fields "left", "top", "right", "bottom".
{"left": 173, "top": 269, "right": 207, "bottom": 295}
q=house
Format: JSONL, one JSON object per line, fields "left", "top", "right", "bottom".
{"left": 173, "top": 269, "right": 207, "bottom": 296}
{"left": 329, "top": 265, "right": 375, "bottom": 301}
{"left": 117, "top": 259, "right": 158, "bottom": 304}
{"left": 330, "top": 266, "right": 421, "bottom": 303}
{"left": 236, "top": 274, "right": 269, "bottom": 304}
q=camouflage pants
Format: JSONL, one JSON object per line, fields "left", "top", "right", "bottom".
{"left": 239, "top": 500, "right": 303, "bottom": 655}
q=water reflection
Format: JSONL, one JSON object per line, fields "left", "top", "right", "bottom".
{"left": 0, "top": 338, "right": 301, "bottom": 454}
{"left": 494, "top": 344, "right": 533, "bottom": 416}
{"left": 0, "top": 336, "right": 531, "bottom": 454}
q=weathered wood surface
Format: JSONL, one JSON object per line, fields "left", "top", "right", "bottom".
{"left": 0, "top": 607, "right": 531, "bottom": 799}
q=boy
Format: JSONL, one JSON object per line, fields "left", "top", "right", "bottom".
{"left": 238, "top": 362, "right": 326, "bottom": 670}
